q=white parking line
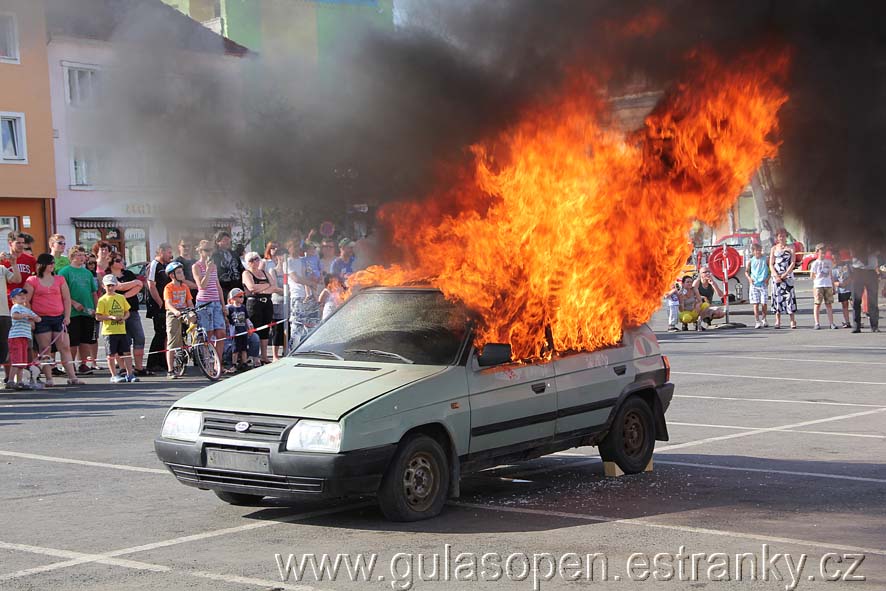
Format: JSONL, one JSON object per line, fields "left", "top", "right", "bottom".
{"left": 668, "top": 421, "right": 886, "bottom": 439}
{"left": 675, "top": 394, "right": 886, "bottom": 408}
{"left": 679, "top": 354, "right": 886, "bottom": 366}
{"left": 0, "top": 450, "right": 169, "bottom": 475}
{"left": 673, "top": 371, "right": 886, "bottom": 386}
{"left": 801, "top": 344, "right": 886, "bottom": 351}
{"left": 512, "top": 408, "right": 886, "bottom": 477}
{"left": 0, "top": 541, "right": 170, "bottom": 582}
{"left": 451, "top": 502, "right": 886, "bottom": 557}
{"left": 655, "top": 408, "right": 886, "bottom": 452}
{"left": 0, "top": 503, "right": 369, "bottom": 583}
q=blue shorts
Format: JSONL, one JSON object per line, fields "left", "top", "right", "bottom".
{"left": 196, "top": 300, "right": 225, "bottom": 331}
{"left": 34, "top": 314, "right": 65, "bottom": 335}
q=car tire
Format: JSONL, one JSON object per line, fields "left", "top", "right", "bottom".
{"left": 599, "top": 396, "right": 655, "bottom": 474}
{"left": 377, "top": 434, "right": 449, "bottom": 522}
{"left": 213, "top": 490, "right": 265, "bottom": 505}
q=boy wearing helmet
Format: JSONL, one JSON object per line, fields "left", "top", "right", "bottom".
{"left": 163, "top": 261, "right": 193, "bottom": 379}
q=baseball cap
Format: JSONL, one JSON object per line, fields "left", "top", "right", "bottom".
{"left": 9, "top": 287, "right": 24, "bottom": 298}
{"left": 228, "top": 288, "right": 245, "bottom": 299}
{"left": 102, "top": 274, "right": 119, "bottom": 286}
{"left": 339, "top": 238, "right": 356, "bottom": 248}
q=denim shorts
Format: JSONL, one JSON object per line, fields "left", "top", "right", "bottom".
{"left": 196, "top": 300, "right": 225, "bottom": 331}
{"left": 34, "top": 314, "right": 65, "bottom": 335}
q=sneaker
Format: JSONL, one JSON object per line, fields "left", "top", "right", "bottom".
{"left": 762, "top": 319, "right": 769, "bottom": 327}
{"left": 4, "top": 381, "right": 16, "bottom": 390}
{"left": 831, "top": 324, "right": 838, "bottom": 330}
{"left": 842, "top": 322, "right": 851, "bottom": 328}
{"left": 814, "top": 323, "right": 821, "bottom": 330}
{"left": 126, "top": 374, "right": 140, "bottom": 383}
{"left": 77, "top": 363, "right": 93, "bottom": 375}
{"left": 110, "top": 375, "right": 126, "bottom": 383}
{"left": 754, "top": 321, "right": 762, "bottom": 329}
{"left": 873, "top": 327, "right": 881, "bottom": 333}
{"left": 667, "top": 326, "right": 679, "bottom": 333}
{"left": 167, "top": 372, "right": 179, "bottom": 380}
{"left": 851, "top": 327, "right": 861, "bottom": 333}
{"left": 681, "top": 323, "right": 688, "bottom": 332}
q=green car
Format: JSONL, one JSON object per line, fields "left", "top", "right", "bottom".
{"left": 155, "top": 287, "right": 673, "bottom": 521}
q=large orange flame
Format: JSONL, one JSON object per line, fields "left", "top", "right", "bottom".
{"left": 352, "top": 50, "right": 789, "bottom": 360}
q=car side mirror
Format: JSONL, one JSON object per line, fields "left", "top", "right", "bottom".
{"left": 477, "top": 343, "right": 512, "bottom": 367}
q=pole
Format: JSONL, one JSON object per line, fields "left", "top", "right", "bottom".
{"left": 282, "top": 256, "right": 289, "bottom": 349}
{"left": 722, "top": 243, "right": 730, "bottom": 324}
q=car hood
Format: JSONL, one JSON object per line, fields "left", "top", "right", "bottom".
{"left": 173, "top": 358, "right": 447, "bottom": 420}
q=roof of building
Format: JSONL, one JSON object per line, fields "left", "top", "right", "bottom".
{"left": 45, "top": 0, "right": 250, "bottom": 56}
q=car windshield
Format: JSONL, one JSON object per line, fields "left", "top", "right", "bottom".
{"left": 292, "top": 290, "right": 469, "bottom": 365}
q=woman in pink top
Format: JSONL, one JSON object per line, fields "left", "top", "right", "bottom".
{"left": 192, "top": 240, "right": 226, "bottom": 363}
{"left": 23, "top": 253, "right": 83, "bottom": 386}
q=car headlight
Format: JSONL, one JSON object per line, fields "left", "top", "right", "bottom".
{"left": 161, "top": 409, "right": 202, "bottom": 442}
{"left": 286, "top": 420, "right": 342, "bottom": 453}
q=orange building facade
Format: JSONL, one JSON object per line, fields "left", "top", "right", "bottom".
{"left": 0, "top": 0, "right": 55, "bottom": 253}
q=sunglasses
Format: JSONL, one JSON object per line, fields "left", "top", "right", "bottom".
{"left": 112, "top": 258, "right": 123, "bottom": 263}
{"left": 248, "top": 257, "right": 261, "bottom": 262}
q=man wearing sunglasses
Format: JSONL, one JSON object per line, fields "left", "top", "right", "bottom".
{"left": 49, "top": 235, "right": 70, "bottom": 272}
{"left": 59, "top": 246, "right": 99, "bottom": 374}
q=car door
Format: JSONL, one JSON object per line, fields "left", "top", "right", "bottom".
{"left": 467, "top": 352, "right": 557, "bottom": 455}
{"left": 553, "top": 343, "right": 635, "bottom": 439}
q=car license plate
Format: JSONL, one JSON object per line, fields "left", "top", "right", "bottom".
{"left": 206, "top": 449, "right": 270, "bottom": 473}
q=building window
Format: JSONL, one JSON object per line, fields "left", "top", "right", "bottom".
{"left": 0, "top": 112, "right": 26, "bottom": 163}
{"left": 71, "top": 146, "right": 101, "bottom": 186}
{"left": 0, "top": 14, "right": 19, "bottom": 63}
{"left": 66, "top": 67, "right": 100, "bottom": 107}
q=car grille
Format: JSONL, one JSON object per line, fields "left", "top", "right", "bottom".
{"left": 201, "top": 412, "right": 292, "bottom": 441}
{"left": 167, "top": 464, "right": 324, "bottom": 493}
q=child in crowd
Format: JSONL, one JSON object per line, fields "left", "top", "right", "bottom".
{"left": 744, "top": 243, "right": 770, "bottom": 329}
{"left": 225, "top": 288, "right": 253, "bottom": 371}
{"left": 810, "top": 243, "right": 837, "bottom": 330}
{"left": 7, "top": 288, "right": 40, "bottom": 390}
{"left": 163, "top": 261, "right": 193, "bottom": 379}
{"left": 95, "top": 274, "right": 136, "bottom": 383}
{"left": 832, "top": 257, "right": 853, "bottom": 328}
{"left": 318, "top": 274, "right": 345, "bottom": 321}
{"left": 678, "top": 275, "right": 703, "bottom": 331}
{"left": 664, "top": 280, "right": 681, "bottom": 332}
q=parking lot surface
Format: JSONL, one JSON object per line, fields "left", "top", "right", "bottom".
{"left": 1, "top": 279, "right": 884, "bottom": 590}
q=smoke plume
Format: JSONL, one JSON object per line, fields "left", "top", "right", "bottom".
{"left": 47, "top": 0, "right": 886, "bottom": 248}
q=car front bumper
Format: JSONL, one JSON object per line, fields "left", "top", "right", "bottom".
{"left": 154, "top": 437, "right": 397, "bottom": 499}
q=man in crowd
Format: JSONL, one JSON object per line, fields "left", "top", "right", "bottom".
{"left": 59, "top": 246, "right": 99, "bottom": 374}
{"left": 211, "top": 231, "right": 244, "bottom": 301}
{"left": 49, "top": 234, "right": 70, "bottom": 271}
{"left": 173, "top": 238, "right": 198, "bottom": 299}
{"left": 2, "top": 232, "right": 36, "bottom": 304}
{"left": 851, "top": 246, "right": 880, "bottom": 333}
{"left": 146, "top": 243, "right": 173, "bottom": 372}
{"left": 330, "top": 238, "right": 356, "bottom": 280}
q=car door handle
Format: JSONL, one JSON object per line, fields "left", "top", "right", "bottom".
{"left": 613, "top": 365, "right": 627, "bottom": 376}
{"left": 531, "top": 382, "right": 547, "bottom": 394}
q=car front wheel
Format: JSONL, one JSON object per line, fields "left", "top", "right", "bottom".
{"left": 378, "top": 434, "right": 449, "bottom": 522}
{"left": 213, "top": 490, "right": 265, "bottom": 505}
{"left": 599, "top": 397, "right": 655, "bottom": 474}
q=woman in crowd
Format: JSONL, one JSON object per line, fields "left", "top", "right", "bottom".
{"left": 263, "top": 243, "right": 288, "bottom": 361}
{"left": 242, "top": 251, "right": 281, "bottom": 364}
{"left": 23, "top": 254, "right": 83, "bottom": 385}
{"left": 91, "top": 241, "right": 113, "bottom": 282}
{"left": 192, "top": 240, "right": 227, "bottom": 364}
{"left": 104, "top": 254, "right": 150, "bottom": 375}
{"left": 769, "top": 228, "right": 798, "bottom": 329}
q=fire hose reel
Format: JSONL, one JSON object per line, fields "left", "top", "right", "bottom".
{"left": 707, "top": 246, "right": 742, "bottom": 280}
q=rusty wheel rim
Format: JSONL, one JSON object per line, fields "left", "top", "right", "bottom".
{"left": 402, "top": 452, "right": 438, "bottom": 511}
{"left": 623, "top": 411, "right": 646, "bottom": 458}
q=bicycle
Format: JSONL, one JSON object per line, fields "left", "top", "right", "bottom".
{"left": 172, "top": 305, "right": 222, "bottom": 381}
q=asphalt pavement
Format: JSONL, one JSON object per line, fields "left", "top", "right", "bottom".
{"left": 1, "top": 277, "right": 884, "bottom": 590}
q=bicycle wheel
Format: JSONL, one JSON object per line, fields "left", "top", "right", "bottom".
{"left": 194, "top": 334, "right": 222, "bottom": 381}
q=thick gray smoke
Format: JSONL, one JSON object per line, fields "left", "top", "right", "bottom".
{"left": 46, "top": 0, "right": 885, "bottom": 247}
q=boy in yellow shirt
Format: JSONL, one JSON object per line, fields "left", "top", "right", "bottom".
{"left": 96, "top": 274, "right": 136, "bottom": 383}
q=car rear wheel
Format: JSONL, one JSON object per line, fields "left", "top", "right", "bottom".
{"left": 377, "top": 434, "right": 449, "bottom": 522}
{"left": 213, "top": 490, "right": 265, "bottom": 505}
{"left": 599, "top": 397, "right": 655, "bottom": 474}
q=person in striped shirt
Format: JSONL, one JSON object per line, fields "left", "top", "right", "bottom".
{"left": 192, "top": 240, "right": 227, "bottom": 363}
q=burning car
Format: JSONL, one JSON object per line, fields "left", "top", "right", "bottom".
{"left": 155, "top": 286, "right": 673, "bottom": 521}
